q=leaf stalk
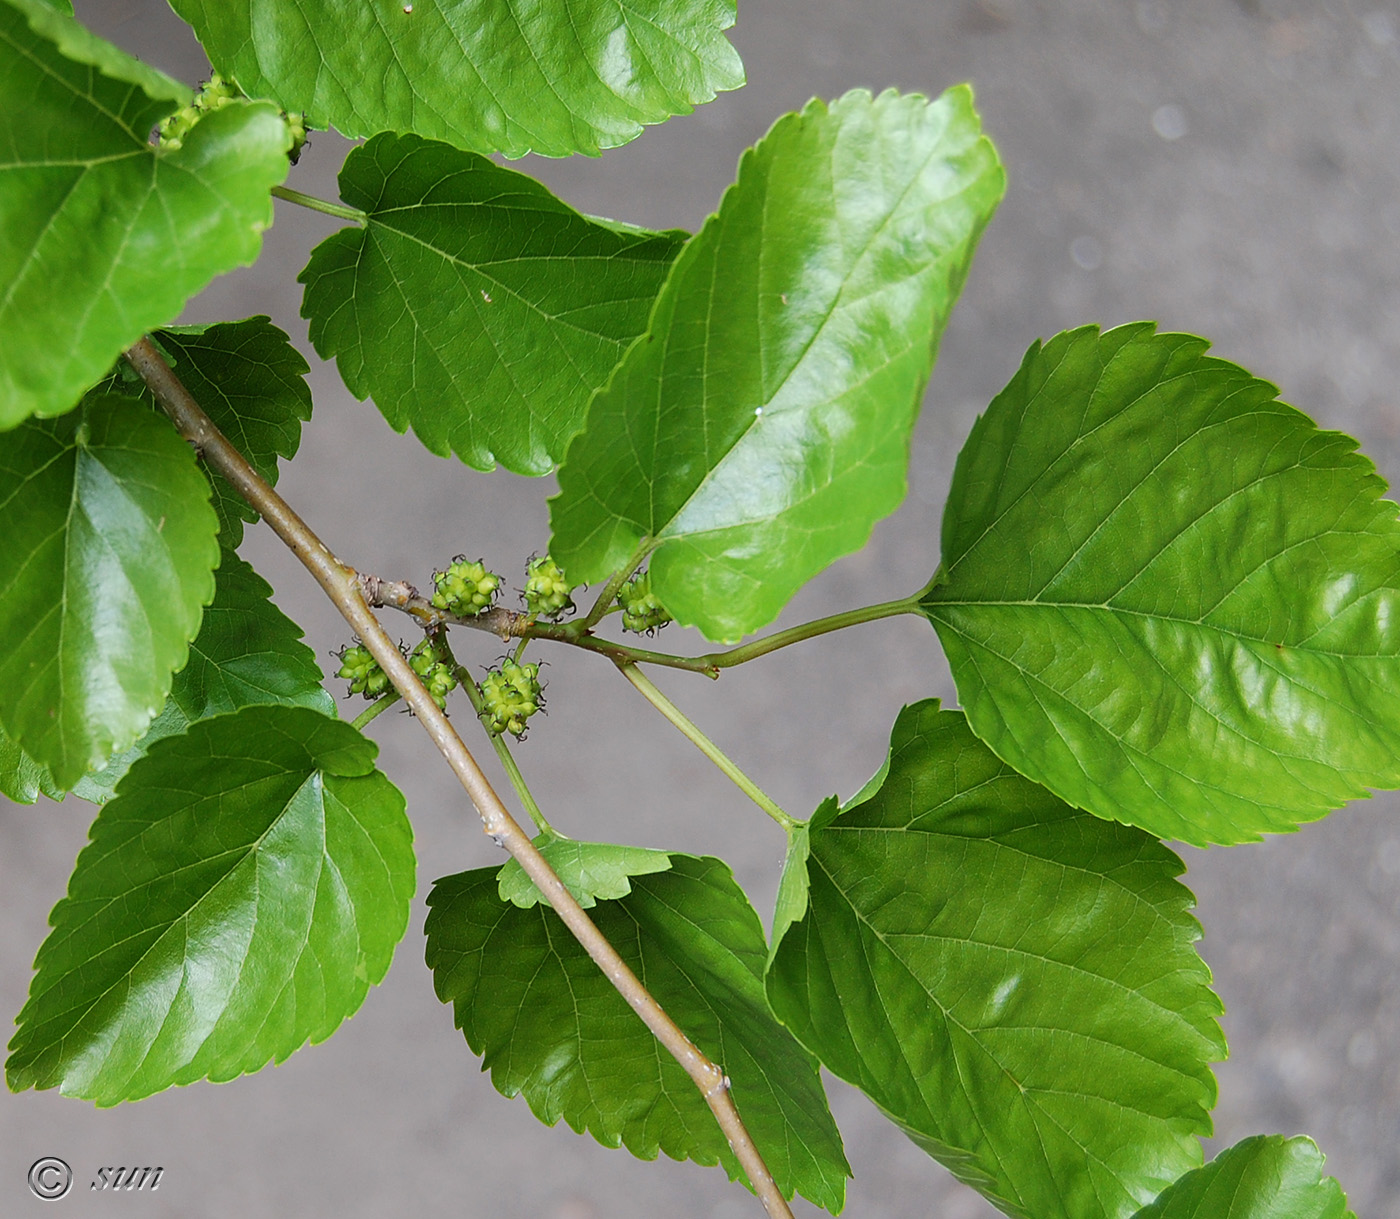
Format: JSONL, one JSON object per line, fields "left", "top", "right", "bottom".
{"left": 617, "top": 662, "right": 800, "bottom": 832}
{"left": 271, "top": 184, "right": 367, "bottom": 224}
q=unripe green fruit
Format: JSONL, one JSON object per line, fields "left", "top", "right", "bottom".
{"left": 284, "top": 111, "right": 308, "bottom": 163}
{"left": 337, "top": 643, "right": 390, "bottom": 698}
{"left": 618, "top": 572, "right": 671, "bottom": 634}
{"left": 157, "top": 74, "right": 240, "bottom": 152}
{"left": 477, "top": 659, "right": 544, "bottom": 739}
{"left": 409, "top": 638, "right": 458, "bottom": 710}
{"left": 523, "top": 554, "right": 574, "bottom": 618}
{"left": 431, "top": 556, "right": 501, "bottom": 617}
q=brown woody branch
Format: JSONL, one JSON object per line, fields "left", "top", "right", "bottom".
{"left": 123, "top": 336, "right": 795, "bottom": 1219}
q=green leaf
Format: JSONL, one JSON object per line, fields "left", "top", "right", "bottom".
{"left": 766, "top": 700, "right": 1224, "bottom": 1219}
{"left": 0, "top": 0, "right": 291, "bottom": 427}
{"left": 167, "top": 0, "right": 742, "bottom": 159}
{"left": 72, "top": 547, "right": 334, "bottom": 804}
{"left": 88, "top": 319, "right": 312, "bottom": 546}
{"left": 0, "top": 397, "right": 220, "bottom": 789}
{"left": 426, "top": 854, "right": 850, "bottom": 1211}
{"left": 1133, "top": 1135, "right": 1354, "bottom": 1219}
{"left": 550, "top": 87, "right": 1005, "bottom": 642}
{"left": 919, "top": 324, "right": 1400, "bottom": 846}
{"left": 300, "top": 134, "right": 684, "bottom": 475}
{"left": 0, "top": 722, "right": 63, "bottom": 804}
{"left": 6, "top": 705, "right": 413, "bottom": 1105}
{"left": 496, "top": 835, "right": 672, "bottom": 909}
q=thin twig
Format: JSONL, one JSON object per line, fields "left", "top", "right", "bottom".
{"left": 363, "top": 572, "right": 918, "bottom": 679}
{"left": 123, "top": 337, "right": 794, "bottom": 1219}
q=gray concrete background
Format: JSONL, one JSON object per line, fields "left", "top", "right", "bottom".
{"left": 4, "top": 0, "right": 1400, "bottom": 1215}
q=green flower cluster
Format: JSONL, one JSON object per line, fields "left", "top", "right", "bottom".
{"left": 409, "top": 639, "right": 458, "bottom": 711}
{"left": 477, "top": 659, "right": 543, "bottom": 739}
{"left": 336, "top": 642, "right": 389, "bottom": 698}
{"left": 157, "top": 75, "right": 240, "bottom": 152}
{"left": 158, "top": 74, "right": 308, "bottom": 162}
{"left": 432, "top": 556, "right": 501, "bottom": 617}
{"left": 618, "top": 572, "right": 671, "bottom": 634}
{"left": 523, "top": 554, "right": 574, "bottom": 618}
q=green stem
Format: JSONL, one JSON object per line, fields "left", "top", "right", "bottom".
{"left": 618, "top": 662, "right": 799, "bottom": 832}
{"left": 700, "top": 594, "right": 922, "bottom": 669}
{"left": 529, "top": 593, "right": 921, "bottom": 677}
{"left": 351, "top": 691, "right": 401, "bottom": 730}
{"left": 271, "top": 184, "right": 367, "bottom": 224}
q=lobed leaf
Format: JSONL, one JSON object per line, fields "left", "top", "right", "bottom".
{"left": 496, "top": 835, "right": 672, "bottom": 909}
{"left": 920, "top": 323, "right": 1400, "bottom": 845}
{"left": 550, "top": 87, "right": 1005, "bottom": 641}
{"left": 766, "top": 700, "right": 1225, "bottom": 1219}
{"left": 0, "top": 0, "right": 290, "bottom": 427}
{"left": 89, "top": 319, "right": 313, "bottom": 546}
{"left": 72, "top": 548, "right": 334, "bottom": 804}
{"left": 6, "top": 705, "right": 413, "bottom": 1105}
{"left": 0, "top": 397, "right": 220, "bottom": 789}
{"left": 1133, "top": 1135, "right": 1354, "bottom": 1219}
{"left": 301, "top": 134, "right": 684, "bottom": 475}
{"left": 167, "top": 0, "right": 743, "bottom": 159}
{"left": 426, "top": 854, "right": 850, "bottom": 1211}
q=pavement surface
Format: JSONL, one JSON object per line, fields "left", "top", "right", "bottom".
{"left": 4, "top": 1, "right": 1400, "bottom": 1216}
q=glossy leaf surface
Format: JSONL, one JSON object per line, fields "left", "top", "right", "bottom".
{"left": 766, "top": 701, "right": 1224, "bottom": 1219}
{"left": 0, "top": 397, "right": 219, "bottom": 789}
{"left": 301, "top": 134, "right": 683, "bottom": 474}
{"left": 167, "top": 0, "right": 742, "bottom": 158}
{"left": 1133, "top": 1136, "right": 1353, "bottom": 1219}
{"left": 90, "top": 319, "right": 313, "bottom": 546}
{"left": 6, "top": 706, "right": 412, "bottom": 1104}
{"left": 921, "top": 324, "right": 1400, "bottom": 845}
{"left": 72, "top": 548, "right": 333, "bottom": 804}
{"left": 427, "top": 854, "right": 849, "bottom": 1211}
{"left": 496, "top": 835, "right": 672, "bottom": 909}
{"left": 551, "top": 87, "right": 1005, "bottom": 640}
{"left": 0, "top": 0, "right": 289, "bottom": 427}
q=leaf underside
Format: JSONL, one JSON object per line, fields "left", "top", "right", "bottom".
{"left": 766, "top": 700, "right": 1224, "bottom": 1219}
{"left": 6, "top": 706, "right": 413, "bottom": 1105}
{"left": 921, "top": 323, "right": 1400, "bottom": 846}
{"left": 426, "top": 854, "right": 850, "bottom": 1211}
{"left": 1132, "top": 1135, "right": 1354, "bottom": 1219}
{"left": 0, "top": 0, "right": 289, "bottom": 428}
{"left": 0, "top": 397, "right": 220, "bottom": 789}
{"left": 167, "top": 0, "right": 743, "bottom": 158}
{"left": 301, "top": 133, "right": 684, "bottom": 475}
{"left": 550, "top": 86, "right": 1006, "bottom": 641}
